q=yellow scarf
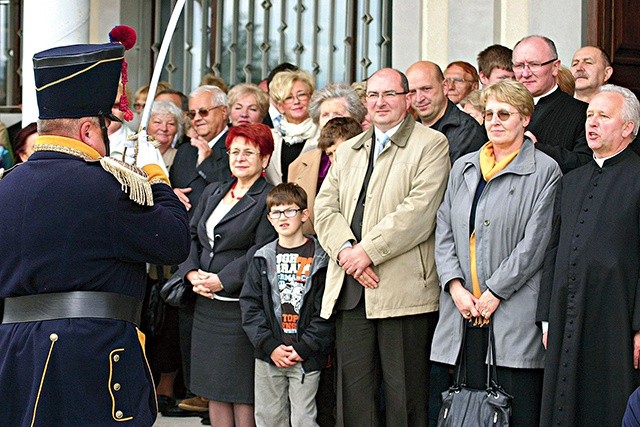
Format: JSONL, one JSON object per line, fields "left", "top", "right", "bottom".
{"left": 469, "top": 142, "right": 520, "bottom": 299}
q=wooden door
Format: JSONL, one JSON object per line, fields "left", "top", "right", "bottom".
{"left": 588, "top": 0, "right": 640, "bottom": 97}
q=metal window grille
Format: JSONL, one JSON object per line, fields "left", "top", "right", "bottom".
{"left": 0, "top": 0, "right": 20, "bottom": 108}
{"left": 145, "top": 0, "right": 391, "bottom": 92}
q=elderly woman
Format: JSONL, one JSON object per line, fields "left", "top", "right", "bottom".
{"left": 266, "top": 69, "right": 318, "bottom": 184}
{"left": 430, "top": 80, "right": 562, "bottom": 426}
{"left": 149, "top": 100, "right": 183, "bottom": 169}
{"left": 179, "top": 123, "right": 277, "bottom": 426}
{"left": 287, "top": 84, "right": 365, "bottom": 234}
{"left": 227, "top": 83, "right": 270, "bottom": 127}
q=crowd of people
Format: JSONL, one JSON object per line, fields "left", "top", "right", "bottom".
{"left": 2, "top": 31, "right": 640, "bottom": 427}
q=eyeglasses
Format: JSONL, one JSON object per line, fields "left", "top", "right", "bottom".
{"left": 228, "top": 149, "right": 260, "bottom": 159}
{"left": 187, "top": 105, "right": 222, "bottom": 120}
{"left": 444, "top": 77, "right": 475, "bottom": 85}
{"left": 365, "top": 91, "right": 409, "bottom": 102}
{"left": 268, "top": 208, "right": 302, "bottom": 219}
{"left": 482, "top": 110, "right": 521, "bottom": 122}
{"left": 512, "top": 58, "right": 557, "bottom": 73}
{"left": 283, "top": 92, "right": 311, "bottom": 105}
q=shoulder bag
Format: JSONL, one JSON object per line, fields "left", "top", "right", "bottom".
{"left": 437, "top": 321, "right": 513, "bottom": 427}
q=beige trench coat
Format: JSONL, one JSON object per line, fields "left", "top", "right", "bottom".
{"left": 314, "top": 115, "right": 450, "bottom": 319}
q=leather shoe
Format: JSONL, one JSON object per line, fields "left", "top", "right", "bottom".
{"left": 162, "top": 404, "right": 202, "bottom": 417}
{"left": 178, "top": 395, "right": 209, "bottom": 412}
{"left": 201, "top": 414, "right": 211, "bottom": 425}
{"left": 157, "top": 395, "right": 175, "bottom": 415}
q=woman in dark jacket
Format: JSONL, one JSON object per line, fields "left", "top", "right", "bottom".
{"left": 179, "top": 123, "right": 277, "bottom": 426}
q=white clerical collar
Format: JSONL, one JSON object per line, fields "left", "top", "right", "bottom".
{"left": 374, "top": 121, "right": 402, "bottom": 143}
{"left": 593, "top": 146, "right": 627, "bottom": 167}
{"left": 533, "top": 84, "right": 559, "bottom": 105}
{"left": 208, "top": 126, "right": 229, "bottom": 148}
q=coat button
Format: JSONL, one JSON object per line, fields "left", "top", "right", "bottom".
{"left": 113, "top": 355, "right": 120, "bottom": 362}
{"left": 115, "top": 410, "right": 124, "bottom": 419}
{"left": 214, "top": 234, "right": 221, "bottom": 240}
{"left": 49, "top": 333, "right": 58, "bottom": 342}
{"left": 113, "top": 383, "right": 121, "bottom": 391}
{"left": 483, "top": 220, "right": 490, "bottom": 226}
{"left": 209, "top": 252, "right": 214, "bottom": 258}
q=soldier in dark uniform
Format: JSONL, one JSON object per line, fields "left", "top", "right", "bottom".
{"left": 0, "top": 41, "right": 190, "bottom": 426}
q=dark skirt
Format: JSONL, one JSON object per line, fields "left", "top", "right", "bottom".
{"left": 190, "top": 296, "right": 255, "bottom": 404}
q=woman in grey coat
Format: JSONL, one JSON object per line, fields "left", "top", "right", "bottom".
{"left": 430, "top": 80, "right": 561, "bottom": 426}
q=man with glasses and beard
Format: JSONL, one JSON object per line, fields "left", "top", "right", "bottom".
{"left": 512, "top": 35, "right": 591, "bottom": 173}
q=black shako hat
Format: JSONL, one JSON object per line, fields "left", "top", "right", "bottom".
{"left": 33, "top": 43, "right": 125, "bottom": 120}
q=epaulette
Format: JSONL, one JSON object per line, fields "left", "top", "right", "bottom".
{"left": 0, "top": 163, "right": 22, "bottom": 180}
{"left": 100, "top": 156, "right": 154, "bottom": 206}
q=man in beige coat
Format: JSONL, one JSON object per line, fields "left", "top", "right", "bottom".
{"left": 314, "top": 68, "right": 450, "bottom": 426}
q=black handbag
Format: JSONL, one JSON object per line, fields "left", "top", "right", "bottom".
{"left": 159, "top": 270, "right": 188, "bottom": 307}
{"left": 437, "top": 322, "right": 513, "bottom": 427}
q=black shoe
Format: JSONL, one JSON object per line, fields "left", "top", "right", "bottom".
{"left": 200, "top": 414, "right": 211, "bottom": 425}
{"left": 157, "top": 395, "right": 175, "bottom": 415}
{"left": 162, "top": 404, "right": 203, "bottom": 418}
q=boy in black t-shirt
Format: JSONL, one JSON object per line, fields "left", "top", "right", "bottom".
{"left": 240, "top": 183, "right": 334, "bottom": 426}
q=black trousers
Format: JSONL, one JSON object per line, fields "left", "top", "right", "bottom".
{"left": 335, "top": 299, "right": 437, "bottom": 426}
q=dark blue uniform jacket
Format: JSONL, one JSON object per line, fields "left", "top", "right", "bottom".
{"left": 0, "top": 138, "right": 190, "bottom": 427}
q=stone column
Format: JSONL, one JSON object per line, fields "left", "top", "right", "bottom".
{"left": 21, "top": 0, "right": 90, "bottom": 125}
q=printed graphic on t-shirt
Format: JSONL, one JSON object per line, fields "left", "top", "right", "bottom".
{"left": 276, "top": 239, "right": 314, "bottom": 345}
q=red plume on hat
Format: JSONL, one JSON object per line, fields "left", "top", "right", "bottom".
{"left": 109, "top": 25, "right": 137, "bottom": 121}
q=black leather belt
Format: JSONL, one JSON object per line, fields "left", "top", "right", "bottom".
{"left": 1, "top": 291, "right": 142, "bottom": 325}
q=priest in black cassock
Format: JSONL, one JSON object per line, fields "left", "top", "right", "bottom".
{"left": 512, "top": 35, "right": 592, "bottom": 174}
{"left": 537, "top": 84, "right": 640, "bottom": 427}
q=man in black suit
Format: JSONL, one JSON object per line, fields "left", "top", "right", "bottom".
{"left": 406, "top": 60, "right": 487, "bottom": 163}
{"left": 170, "top": 85, "right": 232, "bottom": 212}
{"left": 513, "top": 35, "right": 591, "bottom": 173}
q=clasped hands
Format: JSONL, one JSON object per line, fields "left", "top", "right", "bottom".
{"left": 449, "top": 279, "right": 500, "bottom": 325}
{"left": 187, "top": 269, "right": 223, "bottom": 299}
{"left": 270, "top": 344, "right": 304, "bottom": 368}
{"left": 337, "top": 244, "right": 379, "bottom": 288}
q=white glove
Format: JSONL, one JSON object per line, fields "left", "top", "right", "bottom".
{"left": 123, "top": 132, "right": 169, "bottom": 176}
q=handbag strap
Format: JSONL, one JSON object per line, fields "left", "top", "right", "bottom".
{"left": 485, "top": 321, "right": 501, "bottom": 390}
{"left": 453, "top": 318, "right": 501, "bottom": 390}
{"left": 453, "top": 317, "right": 469, "bottom": 388}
